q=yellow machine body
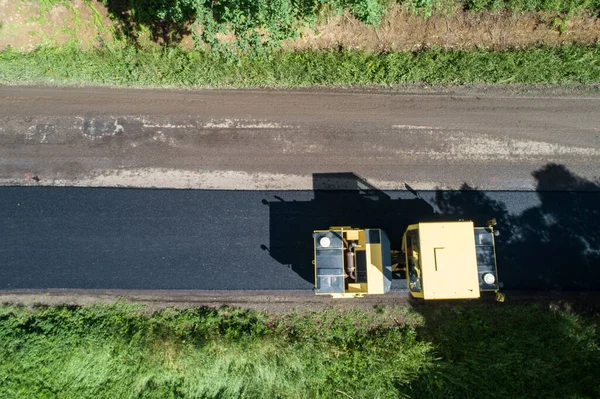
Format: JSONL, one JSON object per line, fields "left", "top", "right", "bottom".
{"left": 403, "top": 221, "right": 502, "bottom": 300}
{"left": 313, "top": 222, "right": 502, "bottom": 301}
{"left": 312, "top": 227, "right": 392, "bottom": 298}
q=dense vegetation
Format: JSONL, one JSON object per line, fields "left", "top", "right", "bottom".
{"left": 0, "top": 303, "right": 598, "bottom": 398}
{"left": 2, "top": 0, "right": 598, "bottom": 87}
{"left": 98, "top": 0, "right": 600, "bottom": 51}
{"left": 1, "top": 44, "right": 599, "bottom": 87}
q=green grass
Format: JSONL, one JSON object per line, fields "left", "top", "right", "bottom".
{"left": 463, "top": 0, "right": 600, "bottom": 12}
{"left": 1, "top": 44, "right": 599, "bottom": 87}
{"left": 10, "top": 1, "right": 598, "bottom": 87}
{"left": 0, "top": 302, "right": 598, "bottom": 398}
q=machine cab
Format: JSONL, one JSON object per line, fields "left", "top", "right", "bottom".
{"left": 403, "top": 221, "right": 502, "bottom": 300}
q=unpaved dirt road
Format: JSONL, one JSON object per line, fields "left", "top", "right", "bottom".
{"left": 1, "top": 85, "right": 599, "bottom": 191}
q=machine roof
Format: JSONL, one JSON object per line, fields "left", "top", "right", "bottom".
{"left": 418, "top": 222, "right": 480, "bottom": 299}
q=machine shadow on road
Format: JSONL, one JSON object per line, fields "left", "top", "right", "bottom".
{"left": 262, "top": 172, "right": 439, "bottom": 285}
{"left": 262, "top": 164, "right": 600, "bottom": 291}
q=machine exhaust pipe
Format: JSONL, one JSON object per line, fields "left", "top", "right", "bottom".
{"left": 345, "top": 249, "right": 356, "bottom": 281}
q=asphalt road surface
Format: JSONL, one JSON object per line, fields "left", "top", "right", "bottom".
{"left": 2, "top": 184, "right": 599, "bottom": 291}
{"left": 1, "top": 86, "right": 599, "bottom": 190}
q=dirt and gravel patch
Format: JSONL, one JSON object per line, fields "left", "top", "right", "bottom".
{"left": 0, "top": 0, "right": 113, "bottom": 52}
{"left": 0, "top": 289, "right": 401, "bottom": 313}
{"left": 1, "top": 0, "right": 599, "bottom": 52}
{"left": 2, "top": 289, "right": 600, "bottom": 313}
{"left": 286, "top": 6, "right": 600, "bottom": 51}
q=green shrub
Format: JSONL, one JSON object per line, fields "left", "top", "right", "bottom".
{"left": 95, "top": 0, "right": 600, "bottom": 53}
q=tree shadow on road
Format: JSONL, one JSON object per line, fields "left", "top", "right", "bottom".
{"left": 434, "top": 163, "right": 600, "bottom": 291}
{"left": 262, "top": 173, "right": 437, "bottom": 284}
{"left": 405, "top": 164, "right": 600, "bottom": 396}
{"left": 263, "top": 164, "right": 600, "bottom": 292}
{"left": 261, "top": 166, "right": 600, "bottom": 398}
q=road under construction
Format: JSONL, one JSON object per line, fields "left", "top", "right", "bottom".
{"left": 1, "top": 86, "right": 599, "bottom": 305}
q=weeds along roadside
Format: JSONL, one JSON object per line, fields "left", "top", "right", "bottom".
{"left": 1, "top": 44, "right": 599, "bottom": 87}
{"left": 0, "top": 302, "right": 598, "bottom": 398}
{"left": 1, "top": 0, "right": 599, "bottom": 87}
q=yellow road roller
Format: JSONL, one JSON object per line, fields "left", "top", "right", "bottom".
{"left": 313, "top": 220, "right": 504, "bottom": 301}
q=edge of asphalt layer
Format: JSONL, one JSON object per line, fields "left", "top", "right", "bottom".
{"left": 2, "top": 290, "right": 600, "bottom": 313}
{"left": 2, "top": 173, "right": 599, "bottom": 191}
{"left": 0, "top": 172, "right": 508, "bottom": 192}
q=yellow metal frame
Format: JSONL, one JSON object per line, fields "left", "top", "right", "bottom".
{"left": 314, "top": 222, "right": 504, "bottom": 302}
{"left": 313, "top": 226, "right": 386, "bottom": 298}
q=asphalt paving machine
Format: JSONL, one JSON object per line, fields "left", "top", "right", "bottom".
{"left": 313, "top": 220, "right": 504, "bottom": 301}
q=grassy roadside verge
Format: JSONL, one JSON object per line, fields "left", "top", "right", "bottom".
{"left": 1, "top": 44, "right": 599, "bottom": 87}
{"left": 1, "top": 303, "right": 598, "bottom": 398}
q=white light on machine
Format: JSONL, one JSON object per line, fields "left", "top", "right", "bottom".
{"left": 483, "top": 273, "right": 496, "bottom": 285}
{"left": 319, "top": 236, "right": 331, "bottom": 248}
